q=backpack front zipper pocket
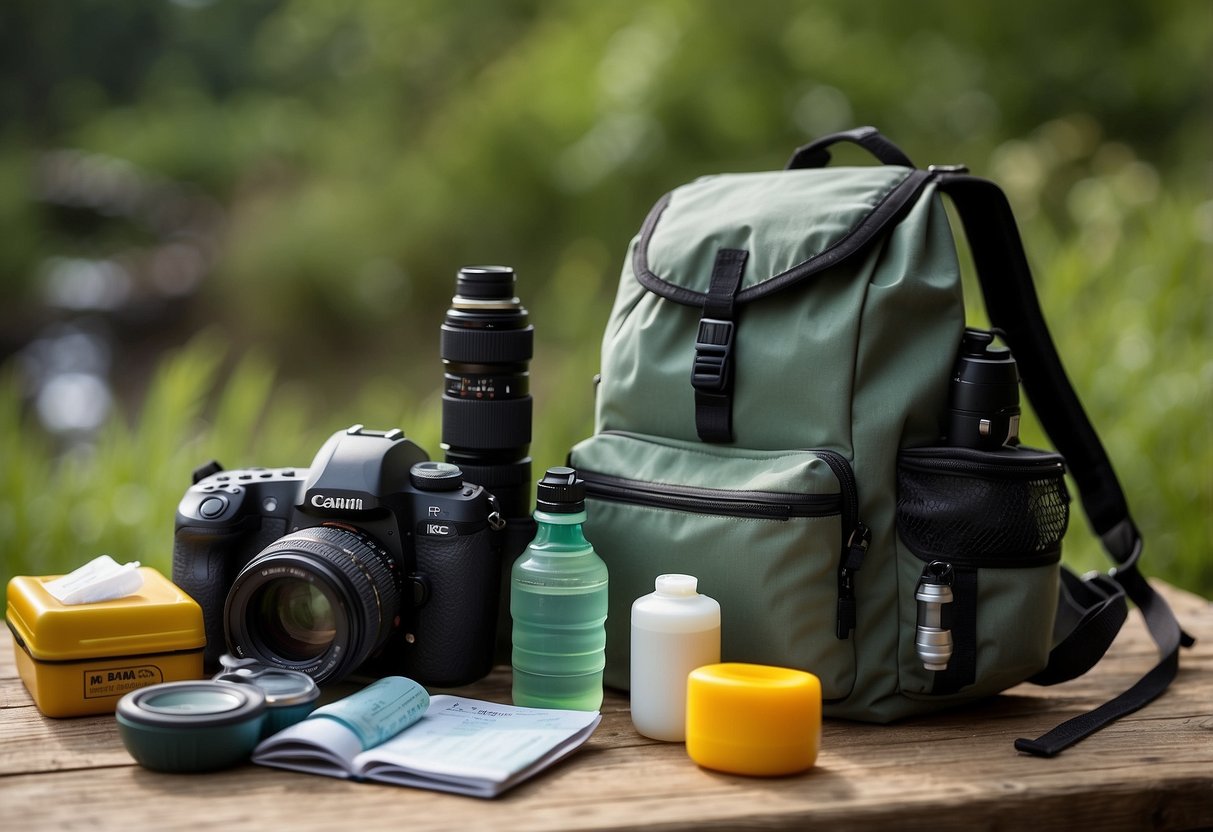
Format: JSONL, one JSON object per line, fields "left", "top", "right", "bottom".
{"left": 580, "top": 472, "right": 843, "bottom": 521}
{"left": 570, "top": 430, "right": 866, "bottom": 702}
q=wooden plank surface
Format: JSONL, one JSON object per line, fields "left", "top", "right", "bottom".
{"left": 1, "top": 582, "right": 1209, "bottom": 831}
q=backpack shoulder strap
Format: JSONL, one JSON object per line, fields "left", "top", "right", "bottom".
{"left": 935, "top": 171, "right": 1194, "bottom": 756}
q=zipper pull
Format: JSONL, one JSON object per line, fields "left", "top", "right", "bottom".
{"left": 835, "top": 522, "right": 870, "bottom": 639}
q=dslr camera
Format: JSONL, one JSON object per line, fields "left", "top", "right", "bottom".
{"left": 173, "top": 425, "right": 504, "bottom": 687}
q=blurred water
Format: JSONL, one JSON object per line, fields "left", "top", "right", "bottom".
{"left": 14, "top": 150, "right": 224, "bottom": 444}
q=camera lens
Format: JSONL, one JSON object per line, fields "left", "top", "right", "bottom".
{"left": 253, "top": 578, "right": 337, "bottom": 662}
{"left": 223, "top": 525, "right": 402, "bottom": 684}
{"left": 440, "top": 265, "right": 533, "bottom": 519}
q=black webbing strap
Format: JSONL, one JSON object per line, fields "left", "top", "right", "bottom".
{"left": 1029, "top": 568, "right": 1128, "bottom": 686}
{"left": 1017, "top": 541, "right": 1194, "bottom": 756}
{"left": 931, "top": 567, "right": 978, "bottom": 695}
{"left": 939, "top": 174, "right": 1129, "bottom": 532}
{"left": 691, "top": 248, "right": 748, "bottom": 442}
{"left": 786, "top": 126, "right": 916, "bottom": 170}
{"left": 936, "top": 172, "right": 1193, "bottom": 756}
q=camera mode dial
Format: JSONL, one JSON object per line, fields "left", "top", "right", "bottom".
{"left": 409, "top": 461, "right": 463, "bottom": 491}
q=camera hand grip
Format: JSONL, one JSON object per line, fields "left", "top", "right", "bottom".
{"left": 172, "top": 526, "right": 242, "bottom": 669}
{"left": 405, "top": 528, "right": 500, "bottom": 686}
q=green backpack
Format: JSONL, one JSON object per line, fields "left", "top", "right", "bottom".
{"left": 569, "top": 127, "right": 1190, "bottom": 755}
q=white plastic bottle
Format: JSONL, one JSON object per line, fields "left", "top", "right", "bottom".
{"left": 630, "top": 574, "right": 721, "bottom": 741}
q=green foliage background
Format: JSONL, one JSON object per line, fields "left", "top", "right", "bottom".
{"left": 1, "top": 0, "right": 1210, "bottom": 597}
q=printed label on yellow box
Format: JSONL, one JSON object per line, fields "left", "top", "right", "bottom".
{"left": 83, "top": 665, "right": 164, "bottom": 699}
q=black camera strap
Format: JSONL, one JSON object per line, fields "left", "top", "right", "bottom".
{"left": 936, "top": 172, "right": 1193, "bottom": 756}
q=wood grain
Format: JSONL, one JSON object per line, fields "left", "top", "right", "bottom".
{"left": 0, "top": 582, "right": 1209, "bottom": 831}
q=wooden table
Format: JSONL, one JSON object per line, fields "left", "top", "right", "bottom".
{"left": 3, "top": 582, "right": 1210, "bottom": 831}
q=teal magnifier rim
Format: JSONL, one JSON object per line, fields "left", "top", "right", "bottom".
{"left": 116, "top": 681, "right": 268, "bottom": 773}
{"left": 117, "top": 680, "right": 266, "bottom": 728}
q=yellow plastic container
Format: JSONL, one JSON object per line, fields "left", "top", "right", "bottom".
{"left": 685, "top": 663, "right": 822, "bottom": 776}
{"left": 6, "top": 567, "right": 206, "bottom": 717}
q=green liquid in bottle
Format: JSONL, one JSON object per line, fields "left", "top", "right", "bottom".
{"left": 511, "top": 507, "right": 608, "bottom": 711}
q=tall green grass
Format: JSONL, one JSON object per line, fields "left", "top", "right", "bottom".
{"left": 0, "top": 334, "right": 435, "bottom": 588}
{"left": 0, "top": 326, "right": 600, "bottom": 596}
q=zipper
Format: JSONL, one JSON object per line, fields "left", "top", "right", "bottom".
{"left": 580, "top": 471, "right": 841, "bottom": 521}
{"left": 815, "top": 450, "right": 868, "bottom": 641}
{"left": 816, "top": 450, "right": 859, "bottom": 533}
{"left": 834, "top": 520, "right": 870, "bottom": 640}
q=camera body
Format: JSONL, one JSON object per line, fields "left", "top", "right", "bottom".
{"left": 172, "top": 425, "right": 503, "bottom": 687}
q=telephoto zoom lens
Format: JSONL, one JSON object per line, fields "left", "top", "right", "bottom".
{"left": 440, "top": 266, "right": 534, "bottom": 520}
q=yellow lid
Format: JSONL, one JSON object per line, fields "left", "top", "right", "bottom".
{"left": 6, "top": 567, "right": 205, "bottom": 661}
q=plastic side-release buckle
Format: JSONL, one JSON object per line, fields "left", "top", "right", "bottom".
{"left": 691, "top": 318, "right": 735, "bottom": 394}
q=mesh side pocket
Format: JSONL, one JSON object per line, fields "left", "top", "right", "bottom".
{"left": 896, "top": 446, "right": 1069, "bottom": 564}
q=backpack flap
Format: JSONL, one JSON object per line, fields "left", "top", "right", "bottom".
{"left": 599, "top": 165, "right": 941, "bottom": 447}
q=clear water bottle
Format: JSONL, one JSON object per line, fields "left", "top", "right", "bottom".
{"left": 511, "top": 467, "right": 608, "bottom": 711}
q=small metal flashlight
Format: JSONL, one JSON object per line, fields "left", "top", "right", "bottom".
{"left": 915, "top": 561, "right": 954, "bottom": 672}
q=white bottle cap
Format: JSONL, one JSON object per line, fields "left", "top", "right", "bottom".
{"left": 654, "top": 574, "right": 698, "bottom": 597}
{"left": 632, "top": 574, "right": 720, "bottom": 633}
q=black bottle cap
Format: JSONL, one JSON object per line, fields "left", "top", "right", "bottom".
{"left": 959, "top": 328, "right": 995, "bottom": 357}
{"left": 536, "top": 466, "right": 585, "bottom": 513}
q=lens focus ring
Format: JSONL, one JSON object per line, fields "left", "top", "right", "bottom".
{"left": 441, "top": 396, "right": 532, "bottom": 449}
{"left": 440, "top": 326, "right": 533, "bottom": 364}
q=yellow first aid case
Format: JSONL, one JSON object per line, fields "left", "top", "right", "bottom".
{"left": 6, "top": 567, "right": 206, "bottom": 717}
